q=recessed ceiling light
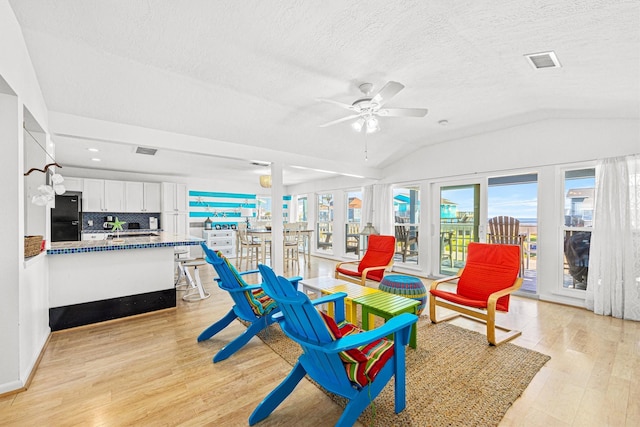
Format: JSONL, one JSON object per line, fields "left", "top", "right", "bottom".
{"left": 438, "top": 120, "right": 449, "bottom": 126}
{"left": 87, "top": 148, "right": 99, "bottom": 152}
{"left": 91, "top": 158, "right": 101, "bottom": 162}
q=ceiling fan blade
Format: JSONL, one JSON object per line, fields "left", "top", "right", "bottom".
{"left": 371, "top": 81, "right": 404, "bottom": 107}
{"left": 377, "top": 107, "right": 428, "bottom": 117}
{"left": 318, "top": 113, "right": 362, "bottom": 128}
{"left": 316, "top": 98, "right": 356, "bottom": 111}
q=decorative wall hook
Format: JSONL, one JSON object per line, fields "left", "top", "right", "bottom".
{"left": 24, "top": 162, "right": 62, "bottom": 176}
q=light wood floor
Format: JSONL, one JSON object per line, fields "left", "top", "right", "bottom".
{"left": 1, "top": 256, "right": 639, "bottom": 426}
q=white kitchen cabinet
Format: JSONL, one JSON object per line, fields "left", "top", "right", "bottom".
{"left": 119, "top": 181, "right": 162, "bottom": 213}
{"left": 63, "top": 177, "right": 83, "bottom": 192}
{"left": 84, "top": 178, "right": 161, "bottom": 213}
{"left": 104, "top": 180, "right": 125, "bottom": 212}
{"left": 144, "top": 182, "right": 161, "bottom": 212}
{"left": 162, "top": 212, "right": 188, "bottom": 236}
{"left": 83, "top": 178, "right": 105, "bottom": 211}
{"left": 83, "top": 179, "right": 124, "bottom": 212}
{"left": 203, "top": 229, "right": 236, "bottom": 258}
{"left": 161, "top": 182, "right": 188, "bottom": 236}
{"left": 162, "top": 182, "right": 188, "bottom": 212}
{"left": 127, "top": 182, "right": 162, "bottom": 212}
{"left": 125, "top": 181, "right": 144, "bottom": 212}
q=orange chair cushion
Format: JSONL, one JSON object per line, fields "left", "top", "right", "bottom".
{"left": 319, "top": 311, "right": 394, "bottom": 387}
{"left": 435, "top": 243, "right": 520, "bottom": 312}
{"left": 357, "top": 235, "right": 395, "bottom": 282}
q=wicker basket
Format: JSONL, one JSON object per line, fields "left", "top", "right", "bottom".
{"left": 24, "top": 235, "right": 43, "bottom": 258}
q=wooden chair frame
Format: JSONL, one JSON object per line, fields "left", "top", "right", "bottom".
{"left": 429, "top": 245, "right": 524, "bottom": 345}
{"left": 334, "top": 259, "right": 394, "bottom": 287}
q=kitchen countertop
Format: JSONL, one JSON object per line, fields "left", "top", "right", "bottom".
{"left": 48, "top": 232, "right": 203, "bottom": 255}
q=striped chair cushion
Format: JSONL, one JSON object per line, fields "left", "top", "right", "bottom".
{"left": 319, "top": 311, "right": 394, "bottom": 387}
{"left": 217, "top": 251, "right": 277, "bottom": 316}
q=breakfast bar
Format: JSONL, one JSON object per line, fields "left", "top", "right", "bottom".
{"left": 47, "top": 232, "right": 203, "bottom": 330}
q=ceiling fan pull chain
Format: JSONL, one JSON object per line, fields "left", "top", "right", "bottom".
{"left": 364, "top": 137, "right": 368, "bottom": 161}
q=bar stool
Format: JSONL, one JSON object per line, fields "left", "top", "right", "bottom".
{"left": 174, "top": 248, "right": 194, "bottom": 291}
{"left": 182, "top": 260, "right": 210, "bottom": 302}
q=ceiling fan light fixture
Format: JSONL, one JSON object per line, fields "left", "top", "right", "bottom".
{"left": 365, "top": 116, "right": 380, "bottom": 133}
{"left": 352, "top": 118, "right": 365, "bottom": 132}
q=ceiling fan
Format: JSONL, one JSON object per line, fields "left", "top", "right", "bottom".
{"left": 317, "top": 81, "right": 428, "bottom": 132}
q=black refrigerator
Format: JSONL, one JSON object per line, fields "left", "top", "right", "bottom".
{"left": 51, "top": 193, "right": 82, "bottom": 242}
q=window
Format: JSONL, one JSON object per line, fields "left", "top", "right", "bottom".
{"left": 297, "top": 196, "right": 307, "bottom": 222}
{"left": 562, "top": 168, "right": 595, "bottom": 290}
{"left": 256, "top": 196, "right": 271, "bottom": 223}
{"left": 316, "top": 193, "right": 333, "bottom": 251}
{"left": 345, "top": 190, "right": 362, "bottom": 256}
{"left": 393, "top": 186, "right": 420, "bottom": 264}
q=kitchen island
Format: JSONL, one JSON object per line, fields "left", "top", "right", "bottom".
{"left": 48, "top": 232, "right": 203, "bottom": 330}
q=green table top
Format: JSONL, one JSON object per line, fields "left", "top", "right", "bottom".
{"left": 353, "top": 292, "right": 419, "bottom": 313}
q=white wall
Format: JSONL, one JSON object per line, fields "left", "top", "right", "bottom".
{"left": 0, "top": 0, "right": 51, "bottom": 394}
{"left": 383, "top": 118, "right": 639, "bottom": 183}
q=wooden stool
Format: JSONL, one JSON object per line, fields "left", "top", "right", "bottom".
{"left": 182, "top": 260, "right": 210, "bottom": 302}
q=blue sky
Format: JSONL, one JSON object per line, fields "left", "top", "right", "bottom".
{"left": 442, "top": 183, "right": 539, "bottom": 220}
{"left": 443, "top": 177, "right": 595, "bottom": 221}
{"left": 488, "top": 183, "right": 538, "bottom": 219}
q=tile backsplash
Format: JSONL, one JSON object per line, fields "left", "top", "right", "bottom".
{"left": 82, "top": 212, "right": 161, "bottom": 231}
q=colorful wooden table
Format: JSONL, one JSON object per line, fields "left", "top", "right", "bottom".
{"left": 321, "top": 283, "right": 380, "bottom": 323}
{"left": 353, "top": 292, "right": 420, "bottom": 348}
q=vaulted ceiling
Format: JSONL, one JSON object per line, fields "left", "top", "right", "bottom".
{"left": 9, "top": 1, "right": 640, "bottom": 185}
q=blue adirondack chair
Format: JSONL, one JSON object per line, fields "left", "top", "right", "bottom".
{"left": 250, "top": 264, "right": 418, "bottom": 427}
{"left": 199, "top": 242, "right": 302, "bottom": 363}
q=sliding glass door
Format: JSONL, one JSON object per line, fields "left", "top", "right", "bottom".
{"left": 435, "top": 173, "right": 539, "bottom": 284}
{"left": 488, "top": 173, "right": 538, "bottom": 293}
{"left": 393, "top": 185, "right": 420, "bottom": 265}
{"left": 316, "top": 193, "right": 333, "bottom": 252}
{"left": 437, "top": 183, "right": 481, "bottom": 275}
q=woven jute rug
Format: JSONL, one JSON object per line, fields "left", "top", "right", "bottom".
{"left": 254, "top": 318, "right": 550, "bottom": 427}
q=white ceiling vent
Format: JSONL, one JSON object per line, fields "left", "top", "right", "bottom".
{"left": 250, "top": 161, "right": 270, "bottom": 166}
{"left": 135, "top": 146, "right": 157, "bottom": 156}
{"left": 525, "top": 51, "right": 561, "bottom": 69}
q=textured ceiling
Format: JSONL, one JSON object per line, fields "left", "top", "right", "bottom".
{"left": 9, "top": 0, "right": 640, "bottom": 184}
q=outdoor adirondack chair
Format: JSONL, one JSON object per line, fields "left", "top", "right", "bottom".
{"left": 250, "top": 264, "right": 418, "bottom": 427}
{"left": 487, "top": 215, "right": 526, "bottom": 276}
{"left": 199, "top": 242, "right": 301, "bottom": 362}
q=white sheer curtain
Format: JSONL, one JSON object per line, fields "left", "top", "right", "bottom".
{"left": 361, "top": 185, "right": 374, "bottom": 226}
{"left": 373, "top": 184, "right": 394, "bottom": 235}
{"left": 586, "top": 154, "right": 640, "bottom": 320}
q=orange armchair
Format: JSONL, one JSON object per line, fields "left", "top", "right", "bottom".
{"left": 429, "top": 242, "right": 523, "bottom": 345}
{"left": 335, "top": 235, "right": 395, "bottom": 286}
